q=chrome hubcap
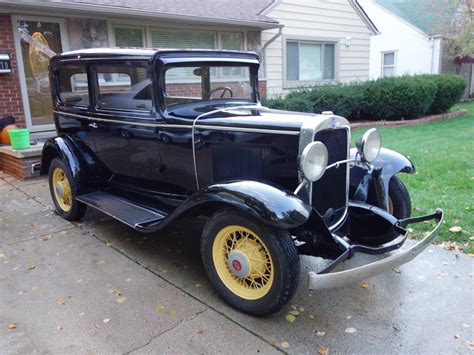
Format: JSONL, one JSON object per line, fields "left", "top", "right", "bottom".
{"left": 227, "top": 251, "right": 250, "bottom": 278}
{"left": 55, "top": 182, "right": 63, "bottom": 198}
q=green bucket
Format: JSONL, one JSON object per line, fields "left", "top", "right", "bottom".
{"left": 8, "top": 128, "right": 30, "bottom": 150}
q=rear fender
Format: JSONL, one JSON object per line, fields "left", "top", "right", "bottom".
{"left": 350, "top": 147, "right": 415, "bottom": 210}
{"left": 40, "top": 135, "right": 95, "bottom": 194}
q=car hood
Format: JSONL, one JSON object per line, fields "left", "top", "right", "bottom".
{"left": 195, "top": 108, "right": 325, "bottom": 133}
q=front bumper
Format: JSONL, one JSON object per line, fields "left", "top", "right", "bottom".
{"left": 308, "top": 209, "right": 444, "bottom": 290}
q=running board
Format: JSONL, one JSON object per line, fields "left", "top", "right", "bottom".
{"left": 76, "top": 192, "right": 167, "bottom": 232}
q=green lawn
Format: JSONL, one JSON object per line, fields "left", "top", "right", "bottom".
{"left": 352, "top": 102, "right": 474, "bottom": 253}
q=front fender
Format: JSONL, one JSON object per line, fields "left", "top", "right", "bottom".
{"left": 350, "top": 147, "right": 415, "bottom": 210}
{"left": 166, "top": 180, "right": 313, "bottom": 230}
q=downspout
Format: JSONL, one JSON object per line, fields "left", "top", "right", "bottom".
{"left": 262, "top": 24, "right": 284, "bottom": 79}
{"left": 430, "top": 37, "right": 435, "bottom": 74}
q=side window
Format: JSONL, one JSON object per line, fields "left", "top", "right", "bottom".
{"left": 57, "top": 66, "right": 89, "bottom": 107}
{"left": 96, "top": 64, "right": 152, "bottom": 112}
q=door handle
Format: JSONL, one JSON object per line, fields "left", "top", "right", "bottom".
{"left": 88, "top": 122, "right": 99, "bottom": 129}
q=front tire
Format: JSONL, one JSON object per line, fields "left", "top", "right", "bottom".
{"left": 201, "top": 209, "right": 300, "bottom": 316}
{"left": 48, "top": 157, "right": 87, "bottom": 221}
{"left": 388, "top": 175, "right": 411, "bottom": 219}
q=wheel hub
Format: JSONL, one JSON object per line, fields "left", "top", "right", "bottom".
{"left": 55, "top": 182, "right": 63, "bottom": 198}
{"left": 228, "top": 251, "right": 250, "bottom": 278}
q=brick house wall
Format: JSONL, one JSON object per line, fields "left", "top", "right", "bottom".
{"left": 0, "top": 14, "right": 25, "bottom": 127}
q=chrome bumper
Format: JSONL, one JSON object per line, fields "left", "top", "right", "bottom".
{"left": 308, "top": 209, "right": 444, "bottom": 290}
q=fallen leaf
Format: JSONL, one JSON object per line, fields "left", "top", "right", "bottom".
{"left": 298, "top": 306, "right": 305, "bottom": 312}
{"left": 467, "top": 341, "right": 474, "bottom": 350}
{"left": 7, "top": 323, "right": 17, "bottom": 329}
{"left": 116, "top": 297, "right": 126, "bottom": 303}
{"left": 316, "top": 331, "right": 326, "bottom": 336}
{"left": 155, "top": 305, "right": 165, "bottom": 312}
{"left": 197, "top": 329, "right": 204, "bottom": 335}
{"left": 289, "top": 310, "right": 300, "bottom": 316}
{"left": 285, "top": 314, "right": 296, "bottom": 323}
{"left": 57, "top": 298, "right": 66, "bottom": 305}
{"left": 27, "top": 265, "right": 36, "bottom": 271}
{"left": 449, "top": 226, "right": 463, "bottom": 233}
{"left": 103, "top": 318, "right": 110, "bottom": 324}
{"left": 345, "top": 327, "right": 357, "bottom": 333}
{"left": 96, "top": 260, "right": 106, "bottom": 265}
{"left": 281, "top": 341, "right": 289, "bottom": 348}
{"left": 392, "top": 267, "right": 401, "bottom": 274}
{"left": 361, "top": 282, "right": 369, "bottom": 289}
{"left": 106, "top": 240, "right": 112, "bottom": 247}
{"left": 318, "top": 347, "right": 330, "bottom": 355}
{"left": 56, "top": 325, "right": 63, "bottom": 331}
{"left": 168, "top": 310, "right": 177, "bottom": 315}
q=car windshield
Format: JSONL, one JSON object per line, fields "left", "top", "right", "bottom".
{"left": 163, "top": 64, "right": 255, "bottom": 114}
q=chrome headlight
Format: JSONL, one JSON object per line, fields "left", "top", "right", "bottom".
{"left": 356, "top": 128, "right": 381, "bottom": 162}
{"left": 300, "top": 141, "right": 328, "bottom": 182}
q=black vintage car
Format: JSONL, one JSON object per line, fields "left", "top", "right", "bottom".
{"left": 41, "top": 48, "right": 443, "bottom": 316}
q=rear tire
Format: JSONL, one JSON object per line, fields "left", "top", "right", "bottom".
{"left": 200, "top": 209, "right": 300, "bottom": 316}
{"left": 48, "top": 157, "right": 87, "bottom": 221}
{"left": 388, "top": 176, "right": 411, "bottom": 219}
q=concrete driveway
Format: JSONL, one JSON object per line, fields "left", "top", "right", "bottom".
{"left": 1, "top": 172, "right": 473, "bottom": 354}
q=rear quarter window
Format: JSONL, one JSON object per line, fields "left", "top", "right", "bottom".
{"left": 57, "top": 66, "right": 89, "bottom": 107}
{"left": 95, "top": 64, "right": 152, "bottom": 112}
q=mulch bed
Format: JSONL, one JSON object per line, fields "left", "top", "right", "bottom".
{"left": 350, "top": 109, "right": 468, "bottom": 129}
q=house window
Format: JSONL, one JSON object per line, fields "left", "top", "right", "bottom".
{"left": 382, "top": 52, "right": 396, "bottom": 77}
{"left": 150, "top": 28, "right": 215, "bottom": 49}
{"left": 113, "top": 26, "right": 145, "bottom": 47}
{"left": 286, "top": 40, "right": 335, "bottom": 81}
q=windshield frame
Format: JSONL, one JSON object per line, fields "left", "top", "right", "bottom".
{"left": 156, "top": 59, "right": 260, "bottom": 121}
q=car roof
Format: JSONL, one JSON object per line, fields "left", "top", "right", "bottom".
{"left": 51, "top": 47, "right": 260, "bottom": 63}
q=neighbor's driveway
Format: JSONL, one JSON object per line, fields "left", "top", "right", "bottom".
{"left": 0, "top": 172, "right": 473, "bottom": 354}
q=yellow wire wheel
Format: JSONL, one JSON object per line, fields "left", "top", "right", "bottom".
{"left": 212, "top": 225, "right": 274, "bottom": 300}
{"left": 52, "top": 167, "right": 72, "bottom": 212}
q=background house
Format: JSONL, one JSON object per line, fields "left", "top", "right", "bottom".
{"left": 359, "top": 0, "right": 473, "bottom": 98}
{"left": 0, "top": 0, "right": 376, "bottom": 133}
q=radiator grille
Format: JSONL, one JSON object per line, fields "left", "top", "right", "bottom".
{"left": 312, "top": 128, "right": 348, "bottom": 226}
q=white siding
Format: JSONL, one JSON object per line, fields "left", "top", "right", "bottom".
{"left": 262, "top": 0, "right": 372, "bottom": 97}
{"left": 359, "top": 0, "right": 440, "bottom": 79}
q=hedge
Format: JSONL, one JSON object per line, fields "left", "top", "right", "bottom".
{"left": 421, "top": 74, "right": 467, "bottom": 114}
{"left": 263, "top": 74, "right": 466, "bottom": 121}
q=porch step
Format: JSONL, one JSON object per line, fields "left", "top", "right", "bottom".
{"left": 76, "top": 192, "right": 167, "bottom": 232}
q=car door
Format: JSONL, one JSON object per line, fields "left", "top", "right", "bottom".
{"left": 90, "top": 61, "right": 166, "bottom": 188}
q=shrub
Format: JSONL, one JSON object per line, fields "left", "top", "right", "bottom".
{"left": 262, "top": 74, "right": 464, "bottom": 121}
{"left": 363, "top": 75, "right": 437, "bottom": 120}
{"left": 423, "top": 74, "right": 467, "bottom": 114}
{"left": 264, "top": 83, "right": 368, "bottom": 120}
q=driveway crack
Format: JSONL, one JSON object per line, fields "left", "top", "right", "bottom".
{"left": 124, "top": 309, "right": 208, "bottom": 354}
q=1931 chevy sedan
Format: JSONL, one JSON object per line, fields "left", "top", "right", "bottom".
{"left": 41, "top": 48, "right": 443, "bottom": 315}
